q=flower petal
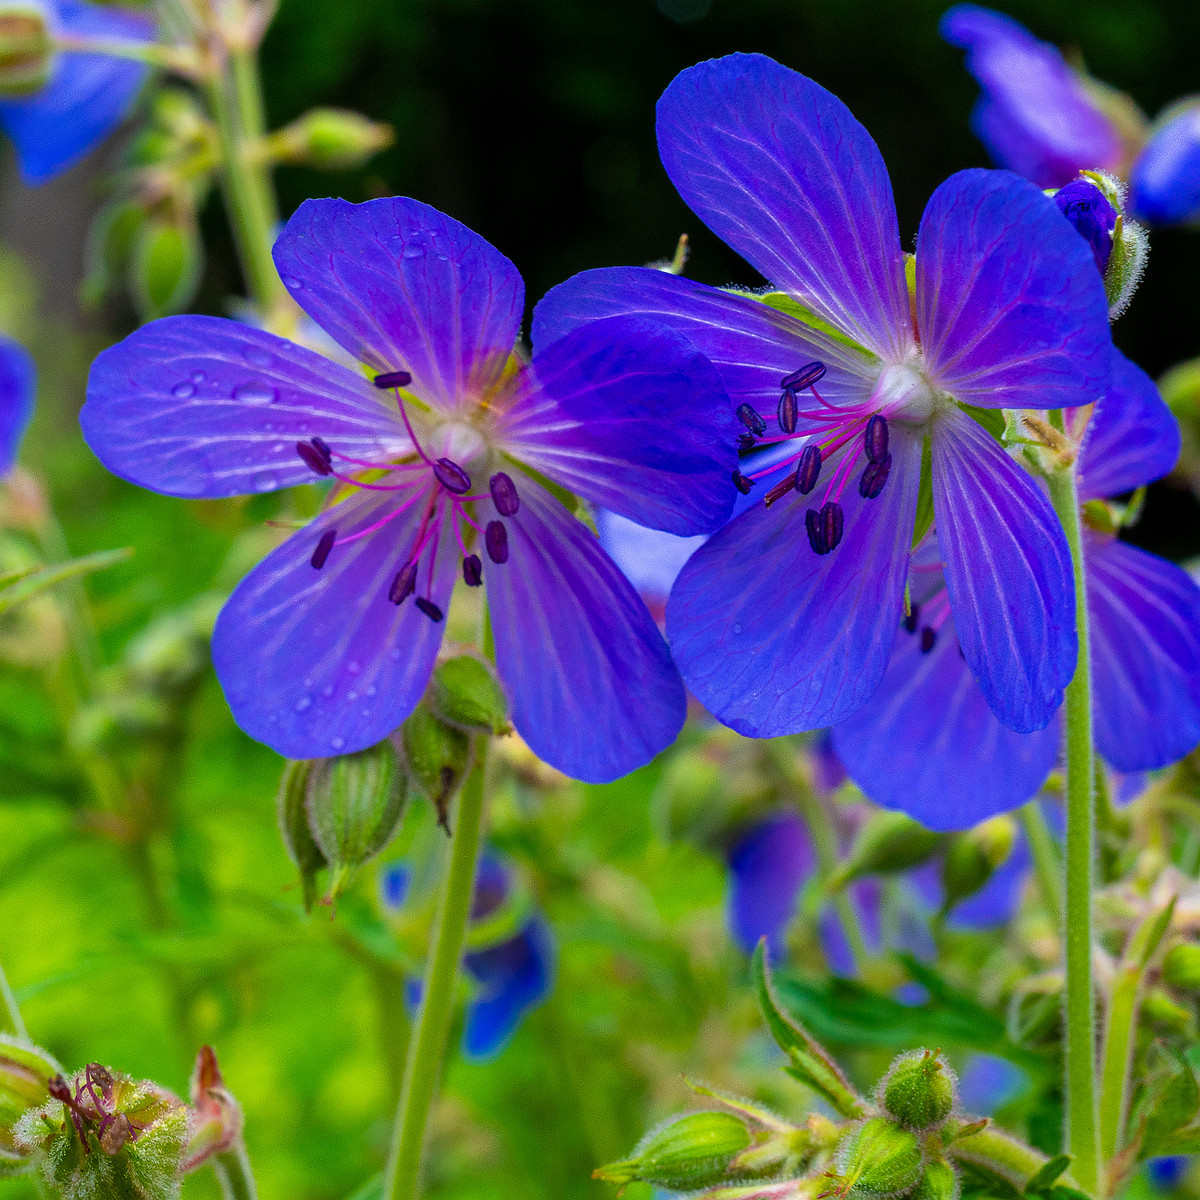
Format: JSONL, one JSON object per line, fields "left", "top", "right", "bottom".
{"left": 932, "top": 407, "right": 1075, "bottom": 732}
{"left": 532, "top": 266, "right": 880, "bottom": 416}
{"left": 832, "top": 610, "right": 1059, "bottom": 830}
{"left": 1078, "top": 351, "right": 1180, "bottom": 501}
{"left": 463, "top": 918, "right": 554, "bottom": 1060}
{"left": 595, "top": 510, "right": 705, "bottom": 613}
{"left": 482, "top": 480, "right": 685, "bottom": 782}
{"left": 916, "top": 169, "right": 1111, "bottom": 411}
{"left": 667, "top": 430, "right": 923, "bottom": 736}
{"left": 0, "top": 335, "right": 35, "bottom": 475}
{"left": 82, "top": 315, "right": 402, "bottom": 499}
{"left": 656, "top": 53, "right": 910, "bottom": 359}
{"left": 726, "top": 813, "right": 815, "bottom": 960}
{"left": 212, "top": 486, "right": 456, "bottom": 759}
{"left": 940, "top": 5, "right": 1121, "bottom": 188}
{"left": 0, "top": 0, "right": 152, "bottom": 185}
{"left": 1087, "top": 535, "right": 1200, "bottom": 771}
{"left": 503, "top": 317, "right": 737, "bottom": 536}
{"left": 1130, "top": 107, "right": 1200, "bottom": 226}
{"left": 273, "top": 196, "right": 524, "bottom": 413}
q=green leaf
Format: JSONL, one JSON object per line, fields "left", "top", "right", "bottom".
{"left": 0, "top": 548, "right": 132, "bottom": 617}
{"left": 1141, "top": 1045, "right": 1200, "bottom": 1155}
{"left": 1024, "top": 1154, "right": 1072, "bottom": 1194}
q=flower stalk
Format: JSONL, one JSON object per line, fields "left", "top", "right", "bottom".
{"left": 213, "top": 1144, "right": 260, "bottom": 1200}
{"left": 0, "top": 957, "right": 26, "bottom": 1041}
{"left": 383, "top": 740, "right": 489, "bottom": 1200}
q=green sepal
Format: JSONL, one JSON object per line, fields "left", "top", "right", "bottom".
{"left": 829, "top": 811, "right": 944, "bottom": 889}
{"left": 431, "top": 655, "right": 510, "bottom": 735}
{"left": 752, "top": 291, "right": 878, "bottom": 361}
{"left": 911, "top": 437, "right": 933, "bottom": 551}
{"left": 130, "top": 217, "right": 203, "bottom": 321}
{"left": 594, "top": 1110, "right": 751, "bottom": 1190}
{"left": 276, "top": 760, "right": 327, "bottom": 912}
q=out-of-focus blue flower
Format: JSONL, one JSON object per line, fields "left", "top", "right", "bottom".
{"left": 81, "top": 196, "right": 740, "bottom": 780}
{"left": 594, "top": 509, "right": 705, "bottom": 622}
{"left": 1147, "top": 1157, "right": 1191, "bottom": 1191}
{"left": 1129, "top": 107, "right": 1200, "bottom": 226}
{"left": 0, "top": 334, "right": 35, "bottom": 474}
{"left": 957, "top": 1054, "right": 1027, "bottom": 1113}
{"left": 381, "top": 853, "right": 554, "bottom": 1061}
{"left": 0, "top": 0, "right": 153, "bottom": 186}
{"left": 537, "top": 53, "right": 1112, "bottom": 744}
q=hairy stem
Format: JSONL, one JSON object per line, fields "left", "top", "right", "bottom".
{"left": 383, "top": 742, "right": 488, "bottom": 1200}
{"left": 1047, "top": 462, "right": 1100, "bottom": 1197}
{"left": 1019, "top": 801, "right": 1062, "bottom": 931}
{"left": 948, "top": 1126, "right": 1077, "bottom": 1191}
{"left": 213, "top": 1144, "right": 260, "bottom": 1200}
{"left": 0, "top": 956, "right": 27, "bottom": 1040}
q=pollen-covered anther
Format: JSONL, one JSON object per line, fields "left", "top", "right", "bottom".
{"left": 415, "top": 597, "right": 444, "bottom": 622}
{"left": 433, "top": 458, "right": 471, "bottom": 494}
{"left": 865, "top": 414, "right": 889, "bottom": 464}
{"left": 781, "top": 361, "right": 827, "bottom": 390}
{"left": 489, "top": 471, "right": 520, "bottom": 516}
{"left": 311, "top": 529, "right": 336, "bottom": 569}
{"left": 805, "top": 501, "right": 844, "bottom": 555}
{"left": 462, "top": 554, "right": 483, "bottom": 586}
{"left": 859, "top": 453, "right": 892, "bottom": 499}
{"left": 485, "top": 520, "right": 509, "bottom": 564}
{"left": 736, "top": 403, "right": 767, "bottom": 436}
{"left": 778, "top": 388, "right": 799, "bottom": 434}
{"left": 373, "top": 370, "right": 413, "bottom": 390}
{"left": 920, "top": 627, "right": 937, "bottom": 653}
{"left": 733, "top": 469, "right": 754, "bottom": 495}
{"left": 296, "top": 437, "right": 333, "bottom": 476}
{"left": 795, "top": 445, "right": 822, "bottom": 494}
{"left": 389, "top": 562, "right": 417, "bottom": 604}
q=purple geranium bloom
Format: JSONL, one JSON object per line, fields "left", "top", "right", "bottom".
{"left": 81, "top": 196, "right": 738, "bottom": 780}
{"left": 1129, "top": 106, "right": 1200, "bottom": 226}
{"left": 940, "top": 5, "right": 1123, "bottom": 189}
{"left": 832, "top": 353, "right": 1200, "bottom": 829}
{"left": 0, "top": 334, "right": 36, "bottom": 475}
{"left": 536, "top": 53, "right": 1111, "bottom": 739}
{"left": 0, "top": 0, "right": 153, "bottom": 186}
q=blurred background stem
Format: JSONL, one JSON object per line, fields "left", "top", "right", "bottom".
{"left": 213, "top": 1143, "right": 260, "bottom": 1200}
{"left": 0, "top": 956, "right": 27, "bottom": 1039}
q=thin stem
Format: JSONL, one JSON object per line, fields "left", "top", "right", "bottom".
{"left": 212, "top": 1144, "right": 260, "bottom": 1200}
{"left": 948, "top": 1126, "right": 1078, "bottom": 1192}
{"left": 0, "top": 956, "right": 28, "bottom": 1040}
{"left": 1019, "top": 802, "right": 1063, "bottom": 931}
{"left": 383, "top": 741, "right": 488, "bottom": 1200}
{"left": 1047, "top": 463, "right": 1100, "bottom": 1198}
{"left": 1098, "top": 961, "right": 1139, "bottom": 1164}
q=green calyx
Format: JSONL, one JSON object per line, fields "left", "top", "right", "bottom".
{"left": 879, "top": 1051, "right": 957, "bottom": 1131}
{"left": 0, "top": 1036, "right": 62, "bottom": 1168}
{"left": 595, "top": 1110, "right": 752, "bottom": 1190}
{"left": 941, "top": 817, "right": 1016, "bottom": 913}
{"left": 0, "top": 6, "right": 52, "bottom": 98}
{"left": 834, "top": 1116, "right": 925, "bottom": 1197}
{"left": 1163, "top": 943, "right": 1200, "bottom": 992}
{"left": 431, "top": 655, "right": 510, "bottom": 735}
{"left": 829, "top": 813, "right": 944, "bottom": 891}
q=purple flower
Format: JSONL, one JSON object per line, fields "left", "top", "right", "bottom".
{"left": 0, "top": 334, "right": 36, "bottom": 475}
{"left": 594, "top": 509, "right": 705, "bottom": 621}
{"left": 956, "top": 1054, "right": 1027, "bottom": 1113}
{"left": 1053, "top": 179, "right": 1119, "bottom": 275}
{"left": 832, "top": 353, "right": 1200, "bottom": 829}
{"left": 0, "top": 0, "right": 153, "bottom": 186}
{"left": 536, "top": 53, "right": 1111, "bottom": 740}
{"left": 1129, "top": 106, "right": 1200, "bottom": 226}
{"left": 940, "top": 5, "right": 1123, "bottom": 189}
{"left": 81, "top": 196, "right": 738, "bottom": 781}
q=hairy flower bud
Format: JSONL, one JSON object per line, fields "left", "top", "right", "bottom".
{"left": 834, "top": 1116, "right": 924, "bottom": 1197}
{"left": 940, "top": 816, "right": 1016, "bottom": 912}
{"left": 878, "top": 1051, "right": 957, "bottom": 1131}
{"left": 276, "top": 759, "right": 327, "bottom": 911}
{"left": 269, "top": 108, "right": 394, "bottom": 171}
{"left": 1, "top": 1035, "right": 62, "bottom": 1171}
{"left": 180, "top": 1047, "right": 242, "bottom": 1172}
{"left": 401, "top": 706, "right": 471, "bottom": 833}
{"left": 0, "top": 3, "right": 52, "bottom": 98}
{"left": 431, "top": 655, "right": 510, "bottom": 735}
{"left": 595, "top": 1110, "right": 752, "bottom": 1190}
{"left": 1163, "top": 943, "right": 1200, "bottom": 992}
{"left": 912, "top": 1159, "right": 961, "bottom": 1200}
{"left": 830, "top": 812, "right": 944, "bottom": 890}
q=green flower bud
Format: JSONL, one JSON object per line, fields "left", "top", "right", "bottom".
{"left": 878, "top": 1051, "right": 957, "bottom": 1131}
{"left": 912, "top": 1159, "right": 961, "bottom": 1200}
{"left": 1076, "top": 170, "right": 1148, "bottom": 320}
{"left": 14, "top": 1064, "right": 188, "bottom": 1200}
{"left": 269, "top": 108, "right": 394, "bottom": 171}
{"left": 401, "top": 706, "right": 471, "bottom": 833}
{"left": 940, "top": 817, "right": 1016, "bottom": 912}
{"left": 0, "top": 4, "right": 52, "bottom": 98}
{"left": 595, "top": 1110, "right": 751, "bottom": 1190}
{"left": 1, "top": 1035, "right": 62, "bottom": 1171}
{"left": 830, "top": 812, "right": 944, "bottom": 890}
{"left": 834, "top": 1117, "right": 924, "bottom": 1197}
{"left": 1163, "top": 943, "right": 1200, "bottom": 992}
{"left": 431, "top": 655, "right": 510, "bottom": 735}
{"left": 130, "top": 215, "right": 203, "bottom": 321}
{"left": 305, "top": 741, "right": 407, "bottom": 898}
{"left": 277, "top": 759, "right": 327, "bottom": 912}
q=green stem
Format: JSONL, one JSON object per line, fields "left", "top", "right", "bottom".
{"left": 383, "top": 741, "right": 489, "bottom": 1200}
{"left": 1098, "top": 963, "right": 1139, "bottom": 1163}
{"left": 0, "top": 956, "right": 27, "bottom": 1040}
{"left": 212, "top": 1144, "right": 259, "bottom": 1200}
{"left": 1047, "top": 463, "right": 1100, "bottom": 1198}
{"left": 1019, "top": 802, "right": 1063, "bottom": 931}
{"left": 948, "top": 1127, "right": 1077, "bottom": 1191}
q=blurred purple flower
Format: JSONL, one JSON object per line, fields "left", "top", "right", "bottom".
{"left": 1147, "top": 1157, "right": 1190, "bottom": 1191}
{"left": 1129, "top": 107, "right": 1200, "bottom": 226}
{"left": 537, "top": 53, "right": 1111, "bottom": 741}
{"left": 957, "top": 1054, "right": 1027, "bottom": 1113}
{"left": 0, "top": 0, "right": 153, "bottom": 186}
{"left": 0, "top": 335, "right": 35, "bottom": 475}
{"left": 82, "top": 196, "right": 739, "bottom": 780}
{"left": 594, "top": 509, "right": 705, "bottom": 622}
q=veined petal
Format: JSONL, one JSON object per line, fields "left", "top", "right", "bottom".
{"left": 212, "top": 487, "right": 457, "bottom": 759}
{"left": 932, "top": 407, "right": 1075, "bottom": 732}
{"left": 916, "top": 169, "right": 1111, "bottom": 411}
{"left": 832, "top": 610, "right": 1060, "bottom": 830}
{"left": 726, "top": 813, "right": 815, "bottom": 960}
{"left": 503, "top": 317, "right": 738, "bottom": 536}
{"left": 1078, "top": 352, "right": 1180, "bottom": 501}
{"left": 656, "top": 53, "right": 911, "bottom": 359}
{"left": 0, "top": 335, "right": 36, "bottom": 475}
{"left": 0, "top": 0, "right": 152, "bottom": 185}
{"left": 273, "top": 197, "right": 524, "bottom": 414}
{"left": 532, "top": 266, "right": 879, "bottom": 416}
{"left": 667, "top": 430, "right": 923, "bottom": 736}
{"left": 1087, "top": 535, "right": 1200, "bottom": 771}
{"left": 82, "top": 316, "right": 403, "bottom": 498}
{"left": 595, "top": 510, "right": 705, "bottom": 612}
{"left": 482, "top": 480, "right": 685, "bottom": 783}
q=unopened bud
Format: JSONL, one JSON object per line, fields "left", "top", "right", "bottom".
{"left": 0, "top": 3, "right": 52, "bottom": 98}
{"left": 1060, "top": 171, "right": 1147, "bottom": 320}
{"left": 940, "top": 816, "right": 1016, "bottom": 912}
{"left": 305, "top": 740, "right": 407, "bottom": 898}
{"left": 834, "top": 1117, "right": 924, "bottom": 1197}
{"left": 595, "top": 1110, "right": 751, "bottom": 1190}
{"left": 270, "top": 108, "right": 393, "bottom": 171}
{"left": 180, "top": 1047, "right": 242, "bottom": 1172}
{"left": 912, "top": 1159, "right": 961, "bottom": 1200}
{"left": 1163, "top": 943, "right": 1200, "bottom": 992}
{"left": 401, "top": 706, "right": 471, "bottom": 833}
{"left": 277, "top": 759, "right": 327, "bottom": 912}
{"left": 431, "top": 655, "right": 510, "bottom": 735}
{"left": 830, "top": 812, "right": 944, "bottom": 891}
{"left": 131, "top": 215, "right": 203, "bottom": 321}
{"left": 879, "top": 1051, "right": 957, "bottom": 1131}
{"left": 1, "top": 1035, "right": 61, "bottom": 1169}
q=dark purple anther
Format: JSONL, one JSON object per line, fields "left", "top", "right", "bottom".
{"left": 737, "top": 432, "right": 757, "bottom": 453}
{"left": 820, "top": 501, "right": 844, "bottom": 552}
{"left": 859, "top": 452, "right": 892, "bottom": 500}
{"left": 778, "top": 388, "right": 799, "bottom": 435}
{"left": 903, "top": 602, "right": 920, "bottom": 634}
{"left": 433, "top": 457, "right": 471, "bottom": 494}
{"left": 389, "top": 562, "right": 417, "bottom": 604}
{"left": 415, "top": 598, "right": 444, "bottom": 622}
{"left": 373, "top": 370, "right": 413, "bottom": 390}
{"left": 865, "top": 414, "right": 889, "bottom": 464}
{"left": 805, "top": 509, "right": 827, "bottom": 555}
{"left": 736, "top": 403, "right": 767, "bottom": 436}
{"left": 795, "top": 445, "right": 822, "bottom": 494}
{"left": 920, "top": 627, "right": 937, "bottom": 654}
{"left": 296, "top": 439, "right": 333, "bottom": 476}
{"left": 462, "top": 554, "right": 483, "bottom": 586}
{"left": 311, "top": 529, "right": 336, "bottom": 570}
{"left": 781, "top": 362, "right": 827, "bottom": 391}
{"left": 732, "top": 469, "right": 754, "bottom": 495}
{"left": 489, "top": 471, "right": 520, "bottom": 516}
{"left": 485, "top": 520, "right": 509, "bottom": 564}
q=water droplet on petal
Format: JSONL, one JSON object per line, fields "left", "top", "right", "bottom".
{"left": 191, "top": 370, "right": 206, "bottom": 384}
{"left": 733, "top": 622, "right": 743, "bottom": 634}
{"left": 390, "top": 649, "right": 400, "bottom": 660}
{"left": 365, "top": 685, "right": 377, "bottom": 697}
{"left": 252, "top": 472, "right": 277, "bottom": 492}
{"left": 171, "top": 382, "right": 196, "bottom": 399}
{"left": 233, "top": 380, "right": 277, "bottom": 405}
{"left": 347, "top": 660, "right": 360, "bottom": 674}
{"left": 322, "top": 684, "right": 334, "bottom": 698}
{"left": 402, "top": 244, "right": 425, "bottom": 259}
{"left": 331, "top": 736, "right": 345, "bottom": 750}
{"left": 244, "top": 346, "right": 274, "bottom": 368}
{"left": 294, "top": 697, "right": 312, "bottom": 713}
{"left": 347, "top": 691, "right": 358, "bottom": 702}
{"left": 282, "top": 275, "right": 303, "bottom": 290}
